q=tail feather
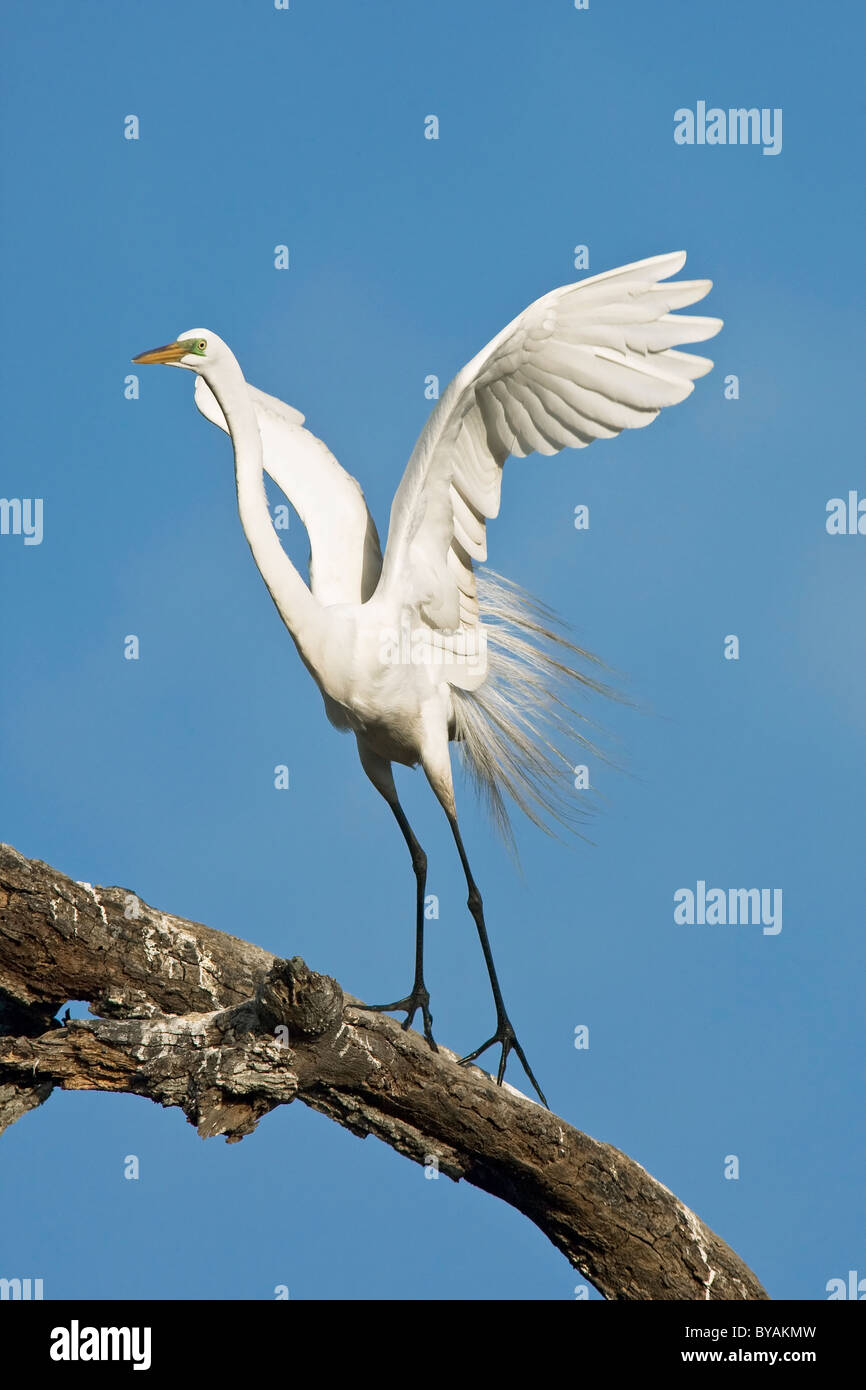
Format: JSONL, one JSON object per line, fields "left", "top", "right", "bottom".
{"left": 450, "top": 570, "right": 625, "bottom": 850}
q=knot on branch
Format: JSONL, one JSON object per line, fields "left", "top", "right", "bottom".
{"left": 254, "top": 957, "right": 343, "bottom": 1040}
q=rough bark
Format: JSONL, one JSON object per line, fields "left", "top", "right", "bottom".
{"left": 0, "top": 841, "right": 768, "bottom": 1301}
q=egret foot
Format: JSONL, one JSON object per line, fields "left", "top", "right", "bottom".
{"left": 460, "top": 1012, "right": 548, "bottom": 1108}
{"left": 354, "top": 985, "right": 437, "bottom": 1050}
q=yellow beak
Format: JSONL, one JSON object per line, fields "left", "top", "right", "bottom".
{"left": 132, "top": 340, "right": 190, "bottom": 365}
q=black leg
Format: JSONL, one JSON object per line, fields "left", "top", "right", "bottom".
{"left": 355, "top": 798, "right": 437, "bottom": 1050}
{"left": 447, "top": 814, "right": 548, "bottom": 1108}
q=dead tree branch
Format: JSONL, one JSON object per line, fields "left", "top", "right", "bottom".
{"left": 0, "top": 841, "right": 768, "bottom": 1301}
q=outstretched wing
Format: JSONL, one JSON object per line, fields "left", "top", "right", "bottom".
{"left": 375, "top": 251, "right": 721, "bottom": 686}
{"left": 194, "top": 377, "right": 382, "bottom": 606}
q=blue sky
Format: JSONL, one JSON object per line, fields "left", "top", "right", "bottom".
{"left": 1, "top": 0, "right": 863, "bottom": 1300}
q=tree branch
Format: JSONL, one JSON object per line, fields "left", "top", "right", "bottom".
{"left": 0, "top": 841, "right": 768, "bottom": 1301}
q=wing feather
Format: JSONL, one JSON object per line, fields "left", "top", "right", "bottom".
{"left": 376, "top": 252, "right": 721, "bottom": 687}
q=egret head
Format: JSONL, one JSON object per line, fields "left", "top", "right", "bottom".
{"left": 132, "top": 328, "right": 229, "bottom": 374}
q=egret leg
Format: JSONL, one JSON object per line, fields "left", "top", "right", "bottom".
{"left": 358, "top": 800, "right": 437, "bottom": 1049}
{"left": 447, "top": 814, "right": 549, "bottom": 1109}
{"left": 353, "top": 742, "right": 436, "bottom": 1049}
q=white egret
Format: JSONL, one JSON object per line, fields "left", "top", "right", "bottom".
{"left": 134, "top": 251, "right": 721, "bottom": 1106}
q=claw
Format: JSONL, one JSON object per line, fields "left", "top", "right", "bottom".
{"left": 353, "top": 989, "right": 438, "bottom": 1051}
{"left": 459, "top": 1014, "right": 548, "bottom": 1108}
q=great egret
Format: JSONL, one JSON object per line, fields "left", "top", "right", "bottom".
{"left": 133, "top": 251, "right": 721, "bottom": 1106}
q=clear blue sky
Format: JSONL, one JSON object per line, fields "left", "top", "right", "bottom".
{"left": 1, "top": 0, "right": 863, "bottom": 1300}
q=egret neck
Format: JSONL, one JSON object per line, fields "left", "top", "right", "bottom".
{"left": 205, "top": 355, "right": 327, "bottom": 673}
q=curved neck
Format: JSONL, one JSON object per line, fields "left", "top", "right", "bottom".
{"left": 205, "top": 359, "right": 325, "bottom": 669}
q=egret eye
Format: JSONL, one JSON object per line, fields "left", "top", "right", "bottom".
{"left": 197, "top": 340, "right": 206, "bottom": 352}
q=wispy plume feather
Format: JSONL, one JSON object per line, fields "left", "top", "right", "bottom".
{"left": 450, "top": 569, "right": 627, "bottom": 852}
